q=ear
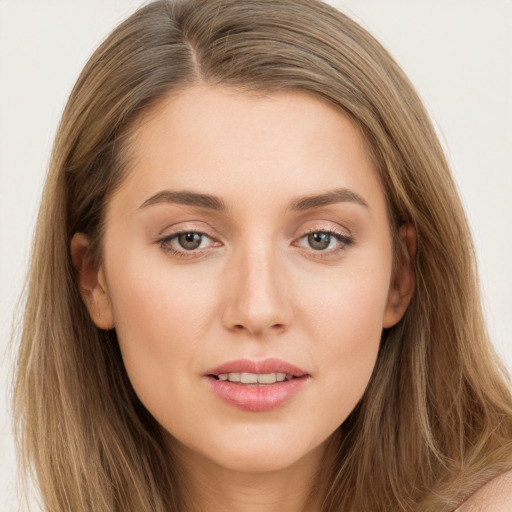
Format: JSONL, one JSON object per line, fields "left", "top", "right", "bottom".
{"left": 70, "top": 233, "right": 114, "bottom": 330}
{"left": 383, "top": 223, "right": 416, "bottom": 328}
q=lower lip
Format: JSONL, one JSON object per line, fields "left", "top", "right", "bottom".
{"left": 206, "top": 376, "right": 309, "bottom": 412}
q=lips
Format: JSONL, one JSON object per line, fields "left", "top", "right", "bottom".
{"left": 207, "top": 358, "right": 308, "bottom": 377}
{"left": 205, "top": 358, "right": 310, "bottom": 412}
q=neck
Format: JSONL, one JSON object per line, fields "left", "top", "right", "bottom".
{"left": 170, "top": 438, "right": 334, "bottom": 512}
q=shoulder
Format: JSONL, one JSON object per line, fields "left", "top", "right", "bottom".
{"left": 455, "top": 470, "right": 512, "bottom": 511}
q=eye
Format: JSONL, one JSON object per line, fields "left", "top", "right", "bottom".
{"left": 296, "top": 230, "right": 353, "bottom": 252}
{"left": 306, "top": 232, "right": 333, "bottom": 251}
{"left": 158, "top": 231, "right": 216, "bottom": 255}
{"left": 175, "top": 232, "right": 206, "bottom": 250}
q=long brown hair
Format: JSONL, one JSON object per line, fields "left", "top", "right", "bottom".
{"left": 13, "top": 1, "right": 512, "bottom": 510}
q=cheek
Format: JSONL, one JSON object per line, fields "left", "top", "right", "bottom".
{"left": 302, "top": 251, "right": 391, "bottom": 341}
{"left": 103, "top": 250, "right": 220, "bottom": 408}
{"left": 108, "top": 241, "right": 218, "bottom": 337}
{"left": 298, "top": 254, "right": 392, "bottom": 414}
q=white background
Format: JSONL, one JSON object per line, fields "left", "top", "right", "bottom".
{"left": 1, "top": 1, "right": 511, "bottom": 510}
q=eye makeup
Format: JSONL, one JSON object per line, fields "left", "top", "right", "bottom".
{"left": 156, "top": 225, "right": 355, "bottom": 261}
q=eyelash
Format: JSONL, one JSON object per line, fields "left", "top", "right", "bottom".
{"left": 295, "top": 228, "right": 354, "bottom": 257}
{"left": 158, "top": 231, "right": 216, "bottom": 259}
{"left": 157, "top": 228, "right": 354, "bottom": 259}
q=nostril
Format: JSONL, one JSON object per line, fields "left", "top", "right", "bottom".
{"left": 232, "top": 323, "right": 285, "bottom": 334}
{"left": 270, "top": 323, "right": 286, "bottom": 333}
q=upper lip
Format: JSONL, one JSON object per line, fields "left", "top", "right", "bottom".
{"left": 206, "top": 358, "right": 308, "bottom": 377}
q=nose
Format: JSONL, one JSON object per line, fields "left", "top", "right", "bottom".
{"left": 220, "top": 245, "right": 293, "bottom": 337}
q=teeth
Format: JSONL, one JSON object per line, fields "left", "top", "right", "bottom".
{"left": 240, "top": 372, "right": 258, "bottom": 384}
{"left": 216, "top": 372, "right": 292, "bottom": 384}
{"left": 258, "top": 373, "right": 276, "bottom": 384}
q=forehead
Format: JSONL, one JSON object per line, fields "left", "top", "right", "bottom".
{"left": 111, "top": 84, "right": 386, "bottom": 216}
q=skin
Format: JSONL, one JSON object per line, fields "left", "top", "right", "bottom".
{"left": 72, "top": 85, "right": 415, "bottom": 512}
{"left": 455, "top": 471, "right": 512, "bottom": 511}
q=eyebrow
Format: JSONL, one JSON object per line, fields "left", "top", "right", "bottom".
{"left": 139, "top": 190, "right": 228, "bottom": 211}
{"left": 289, "top": 188, "right": 368, "bottom": 211}
{"left": 139, "top": 187, "right": 368, "bottom": 212}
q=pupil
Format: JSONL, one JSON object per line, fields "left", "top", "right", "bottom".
{"left": 308, "top": 232, "right": 330, "bottom": 250}
{"left": 179, "top": 232, "right": 202, "bottom": 250}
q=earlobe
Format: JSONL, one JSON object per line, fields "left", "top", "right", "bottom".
{"left": 383, "top": 223, "right": 416, "bottom": 328}
{"left": 70, "top": 233, "right": 114, "bottom": 330}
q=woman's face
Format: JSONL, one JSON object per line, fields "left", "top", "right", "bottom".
{"left": 76, "top": 85, "right": 413, "bottom": 474}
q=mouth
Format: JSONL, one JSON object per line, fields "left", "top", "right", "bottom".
{"left": 210, "top": 372, "right": 296, "bottom": 384}
{"left": 205, "top": 358, "right": 310, "bottom": 411}
{"left": 206, "top": 357, "right": 308, "bottom": 379}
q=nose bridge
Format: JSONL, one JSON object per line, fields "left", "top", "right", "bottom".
{"left": 221, "top": 238, "right": 291, "bottom": 336}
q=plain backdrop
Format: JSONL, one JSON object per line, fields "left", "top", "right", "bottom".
{"left": 1, "top": 1, "right": 511, "bottom": 510}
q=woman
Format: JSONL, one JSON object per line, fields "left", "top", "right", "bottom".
{"left": 13, "top": 0, "right": 512, "bottom": 510}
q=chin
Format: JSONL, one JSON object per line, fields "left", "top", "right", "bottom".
{"left": 211, "top": 448, "right": 306, "bottom": 474}
{"left": 169, "top": 425, "right": 331, "bottom": 475}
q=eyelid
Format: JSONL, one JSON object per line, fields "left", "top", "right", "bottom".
{"left": 296, "top": 229, "right": 352, "bottom": 247}
{"left": 162, "top": 230, "right": 213, "bottom": 246}
{"left": 155, "top": 221, "right": 354, "bottom": 259}
{"left": 157, "top": 226, "right": 222, "bottom": 259}
{"left": 299, "top": 225, "right": 351, "bottom": 239}
{"left": 292, "top": 223, "right": 354, "bottom": 257}
{"left": 296, "top": 221, "right": 353, "bottom": 241}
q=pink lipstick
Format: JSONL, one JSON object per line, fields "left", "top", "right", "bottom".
{"left": 205, "top": 358, "right": 310, "bottom": 412}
